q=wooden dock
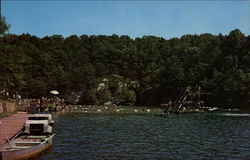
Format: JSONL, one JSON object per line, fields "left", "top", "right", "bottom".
{"left": 0, "top": 113, "right": 28, "bottom": 146}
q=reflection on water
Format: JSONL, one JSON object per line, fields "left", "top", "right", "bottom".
{"left": 215, "top": 113, "right": 250, "bottom": 117}
{"left": 35, "top": 112, "right": 250, "bottom": 160}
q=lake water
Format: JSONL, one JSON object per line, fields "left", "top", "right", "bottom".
{"left": 35, "top": 111, "right": 250, "bottom": 160}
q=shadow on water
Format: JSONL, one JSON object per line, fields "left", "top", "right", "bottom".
{"left": 34, "top": 111, "right": 250, "bottom": 160}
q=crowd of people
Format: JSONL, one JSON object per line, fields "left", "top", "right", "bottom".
{"left": 0, "top": 89, "right": 22, "bottom": 100}
{"left": 0, "top": 89, "right": 65, "bottom": 113}
{"left": 18, "top": 96, "right": 65, "bottom": 113}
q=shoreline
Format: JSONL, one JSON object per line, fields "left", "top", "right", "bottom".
{"left": 63, "top": 105, "right": 164, "bottom": 114}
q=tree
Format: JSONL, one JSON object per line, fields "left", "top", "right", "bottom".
{"left": 0, "top": 16, "right": 10, "bottom": 35}
{"left": 0, "top": 29, "right": 249, "bottom": 108}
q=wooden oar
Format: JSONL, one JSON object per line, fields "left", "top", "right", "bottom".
{"left": 4, "top": 134, "right": 14, "bottom": 148}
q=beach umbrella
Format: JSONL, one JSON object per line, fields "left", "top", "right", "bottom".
{"left": 50, "top": 90, "right": 59, "bottom": 95}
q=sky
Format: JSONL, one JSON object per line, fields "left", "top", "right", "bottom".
{"left": 2, "top": 1, "right": 250, "bottom": 39}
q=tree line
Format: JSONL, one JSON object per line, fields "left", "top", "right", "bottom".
{"left": 0, "top": 17, "right": 250, "bottom": 108}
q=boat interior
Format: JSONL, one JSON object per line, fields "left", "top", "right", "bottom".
{"left": 5, "top": 135, "right": 51, "bottom": 151}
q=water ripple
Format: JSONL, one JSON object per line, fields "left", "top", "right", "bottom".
{"left": 35, "top": 112, "right": 250, "bottom": 160}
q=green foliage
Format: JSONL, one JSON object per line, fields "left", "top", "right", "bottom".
{"left": 0, "top": 29, "right": 249, "bottom": 108}
{"left": 113, "top": 81, "right": 136, "bottom": 105}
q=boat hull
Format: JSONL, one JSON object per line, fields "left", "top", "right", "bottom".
{"left": 0, "top": 134, "right": 55, "bottom": 160}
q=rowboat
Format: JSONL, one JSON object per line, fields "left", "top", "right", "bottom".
{"left": 0, "top": 114, "right": 55, "bottom": 160}
{"left": 0, "top": 134, "right": 55, "bottom": 160}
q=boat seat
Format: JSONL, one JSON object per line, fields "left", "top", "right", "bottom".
{"left": 15, "top": 142, "right": 41, "bottom": 145}
{"left": 6, "top": 146, "right": 31, "bottom": 149}
{"left": 25, "top": 136, "right": 47, "bottom": 139}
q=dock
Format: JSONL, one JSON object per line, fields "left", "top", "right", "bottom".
{"left": 0, "top": 113, "right": 28, "bottom": 146}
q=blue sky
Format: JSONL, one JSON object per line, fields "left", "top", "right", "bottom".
{"left": 2, "top": 1, "right": 250, "bottom": 39}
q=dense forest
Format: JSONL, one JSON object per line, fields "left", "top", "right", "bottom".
{"left": 0, "top": 16, "right": 250, "bottom": 108}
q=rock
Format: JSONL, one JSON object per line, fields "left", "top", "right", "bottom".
{"left": 161, "top": 104, "right": 168, "bottom": 107}
{"left": 62, "top": 91, "right": 82, "bottom": 105}
{"left": 104, "top": 101, "right": 114, "bottom": 107}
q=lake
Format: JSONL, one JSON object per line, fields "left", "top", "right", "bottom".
{"left": 35, "top": 111, "right": 250, "bottom": 160}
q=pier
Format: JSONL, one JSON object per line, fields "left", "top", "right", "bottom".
{"left": 0, "top": 113, "right": 28, "bottom": 146}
